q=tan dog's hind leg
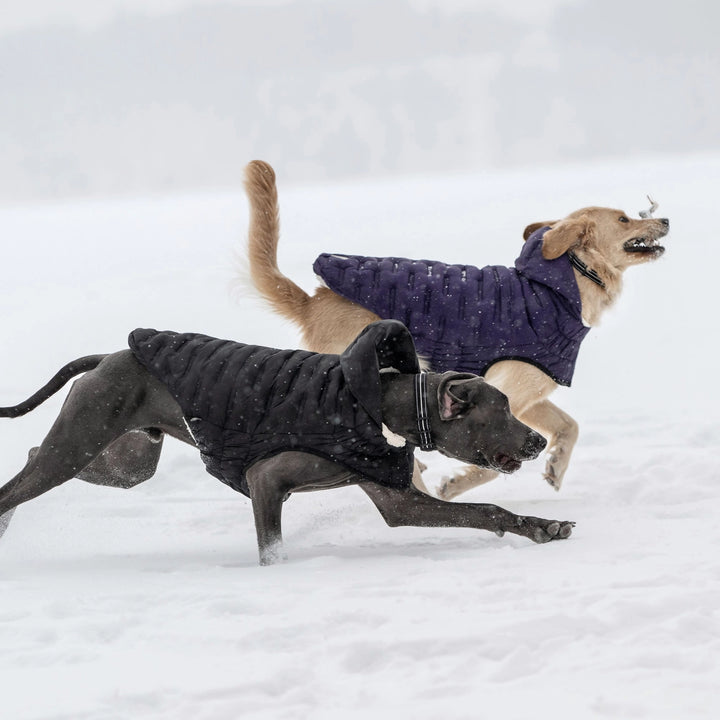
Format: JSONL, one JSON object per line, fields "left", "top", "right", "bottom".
{"left": 437, "top": 360, "right": 565, "bottom": 499}
{"left": 302, "top": 289, "right": 381, "bottom": 354}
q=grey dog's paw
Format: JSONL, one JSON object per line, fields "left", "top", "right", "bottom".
{"left": 0, "top": 508, "right": 16, "bottom": 539}
{"left": 529, "top": 518, "right": 575, "bottom": 543}
{"left": 258, "top": 541, "right": 289, "bottom": 566}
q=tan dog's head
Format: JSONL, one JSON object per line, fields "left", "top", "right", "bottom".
{"left": 523, "top": 207, "right": 669, "bottom": 323}
{"left": 523, "top": 207, "right": 670, "bottom": 271}
{"left": 523, "top": 207, "right": 668, "bottom": 271}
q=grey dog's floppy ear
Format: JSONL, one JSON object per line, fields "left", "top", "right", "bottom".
{"left": 340, "top": 320, "right": 420, "bottom": 425}
{"left": 523, "top": 221, "right": 557, "bottom": 241}
{"left": 436, "top": 372, "right": 482, "bottom": 421}
{"left": 541, "top": 215, "right": 596, "bottom": 260}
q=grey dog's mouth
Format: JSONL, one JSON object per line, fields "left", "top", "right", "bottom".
{"left": 623, "top": 237, "right": 666, "bottom": 255}
{"left": 494, "top": 454, "right": 522, "bottom": 474}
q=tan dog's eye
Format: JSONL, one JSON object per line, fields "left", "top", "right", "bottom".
{"left": 619, "top": 216, "right": 630, "bottom": 223}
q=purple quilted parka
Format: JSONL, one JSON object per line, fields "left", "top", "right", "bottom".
{"left": 313, "top": 228, "right": 589, "bottom": 386}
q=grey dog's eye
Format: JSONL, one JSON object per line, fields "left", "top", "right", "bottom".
{"left": 619, "top": 216, "right": 629, "bottom": 223}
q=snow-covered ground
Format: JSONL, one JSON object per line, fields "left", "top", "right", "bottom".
{"left": 1, "top": 154, "right": 718, "bottom": 719}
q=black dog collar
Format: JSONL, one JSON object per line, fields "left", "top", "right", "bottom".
{"left": 567, "top": 251, "right": 606, "bottom": 289}
{"left": 414, "top": 372, "right": 435, "bottom": 451}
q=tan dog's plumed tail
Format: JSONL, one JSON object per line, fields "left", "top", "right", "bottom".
{"left": 245, "top": 160, "right": 311, "bottom": 324}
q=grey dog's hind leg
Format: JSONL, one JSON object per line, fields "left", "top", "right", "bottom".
{"left": 24, "top": 430, "right": 166, "bottom": 490}
{"left": 74, "top": 430, "right": 165, "bottom": 488}
{"left": 0, "top": 507, "right": 15, "bottom": 539}
{"left": 0, "top": 383, "right": 125, "bottom": 516}
{"left": 0, "top": 351, "right": 191, "bottom": 537}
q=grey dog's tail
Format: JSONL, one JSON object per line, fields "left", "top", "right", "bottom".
{"left": 0, "top": 355, "right": 108, "bottom": 418}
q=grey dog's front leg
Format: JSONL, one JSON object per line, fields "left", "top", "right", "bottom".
{"left": 246, "top": 458, "right": 292, "bottom": 565}
{"left": 360, "top": 482, "right": 574, "bottom": 543}
{"left": 246, "top": 452, "right": 359, "bottom": 565}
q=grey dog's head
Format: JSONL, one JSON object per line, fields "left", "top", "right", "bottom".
{"left": 430, "top": 372, "right": 546, "bottom": 473}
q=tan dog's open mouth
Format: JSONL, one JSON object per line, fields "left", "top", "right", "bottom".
{"left": 623, "top": 236, "right": 666, "bottom": 255}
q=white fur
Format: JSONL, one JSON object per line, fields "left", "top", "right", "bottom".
{"left": 382, "top": 424, "right": 407, "bottom": 447}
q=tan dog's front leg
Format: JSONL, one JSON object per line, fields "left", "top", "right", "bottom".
{"left": 411, "top": 458, "right": 434, "bottom": 495}
{"left": 436, "top": 465, "right": 499, "bottom": 500}
{"left": 436, "top": 360, "right": 561, "bottom": 499}
{"left": 520, "top": 399, "right": 578, "bottom": 491}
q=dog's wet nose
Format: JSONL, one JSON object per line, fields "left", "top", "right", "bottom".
{"left": 659, "top": 218, "right": 669, "bottom": 228}
{"left": 524, "top": 431, "right": 547, "bottom": 458}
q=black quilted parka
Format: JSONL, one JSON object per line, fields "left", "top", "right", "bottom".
{"left": 128, "top": 321, "right": 420, "bottom": 497}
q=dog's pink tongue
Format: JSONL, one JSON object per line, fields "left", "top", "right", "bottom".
{"left": 496, "top": 455, "right": 521, "bottom": 473}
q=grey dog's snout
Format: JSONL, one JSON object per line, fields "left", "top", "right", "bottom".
{"left": 524, "top": 431, "right": 547, "bottom": 458}
{"left": 659, "top": 218, "right": 669, "bottom": 228}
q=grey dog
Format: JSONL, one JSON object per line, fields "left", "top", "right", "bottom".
{"left": 0, "top": 322, "right": 573, "bottom": 564}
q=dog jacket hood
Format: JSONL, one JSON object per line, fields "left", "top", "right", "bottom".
{"left": 128, "top": 321, "right": 419, "bottom": 497}
{"left": 313, "top": 228, "right": 589, "bottom": 386}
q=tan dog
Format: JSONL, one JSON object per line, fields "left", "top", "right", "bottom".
{"left": 243, "top": 160, "right": 669, "bottom": 498}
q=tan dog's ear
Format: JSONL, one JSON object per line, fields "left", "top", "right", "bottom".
{"left": 523, "top": 221, "right": 557, "bottom": 241}
{"left": 541, "top": 216, "right": 596, "bottom": 259}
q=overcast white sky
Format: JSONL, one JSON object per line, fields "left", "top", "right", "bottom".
{"left": 2, "top": 0, "right": 717, "bottom": 201}
{"left": 0, "top": 0, "right": 578, "bottom": 34}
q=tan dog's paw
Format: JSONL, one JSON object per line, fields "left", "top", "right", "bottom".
{"left": 544, "top": 443, "right": 570, "bottom": 491}
{"left": 436, "top": 466, "right": 499, "bottom": 500}
{"left": 436, "top": 475, "right": 458, "bottom": 500}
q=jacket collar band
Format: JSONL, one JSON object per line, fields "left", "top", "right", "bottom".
{"left": 414, "top": 372, "right": 435, "bottom": 451}
{"left": 567, "top": 251, "right": 606, "bottom": 289}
